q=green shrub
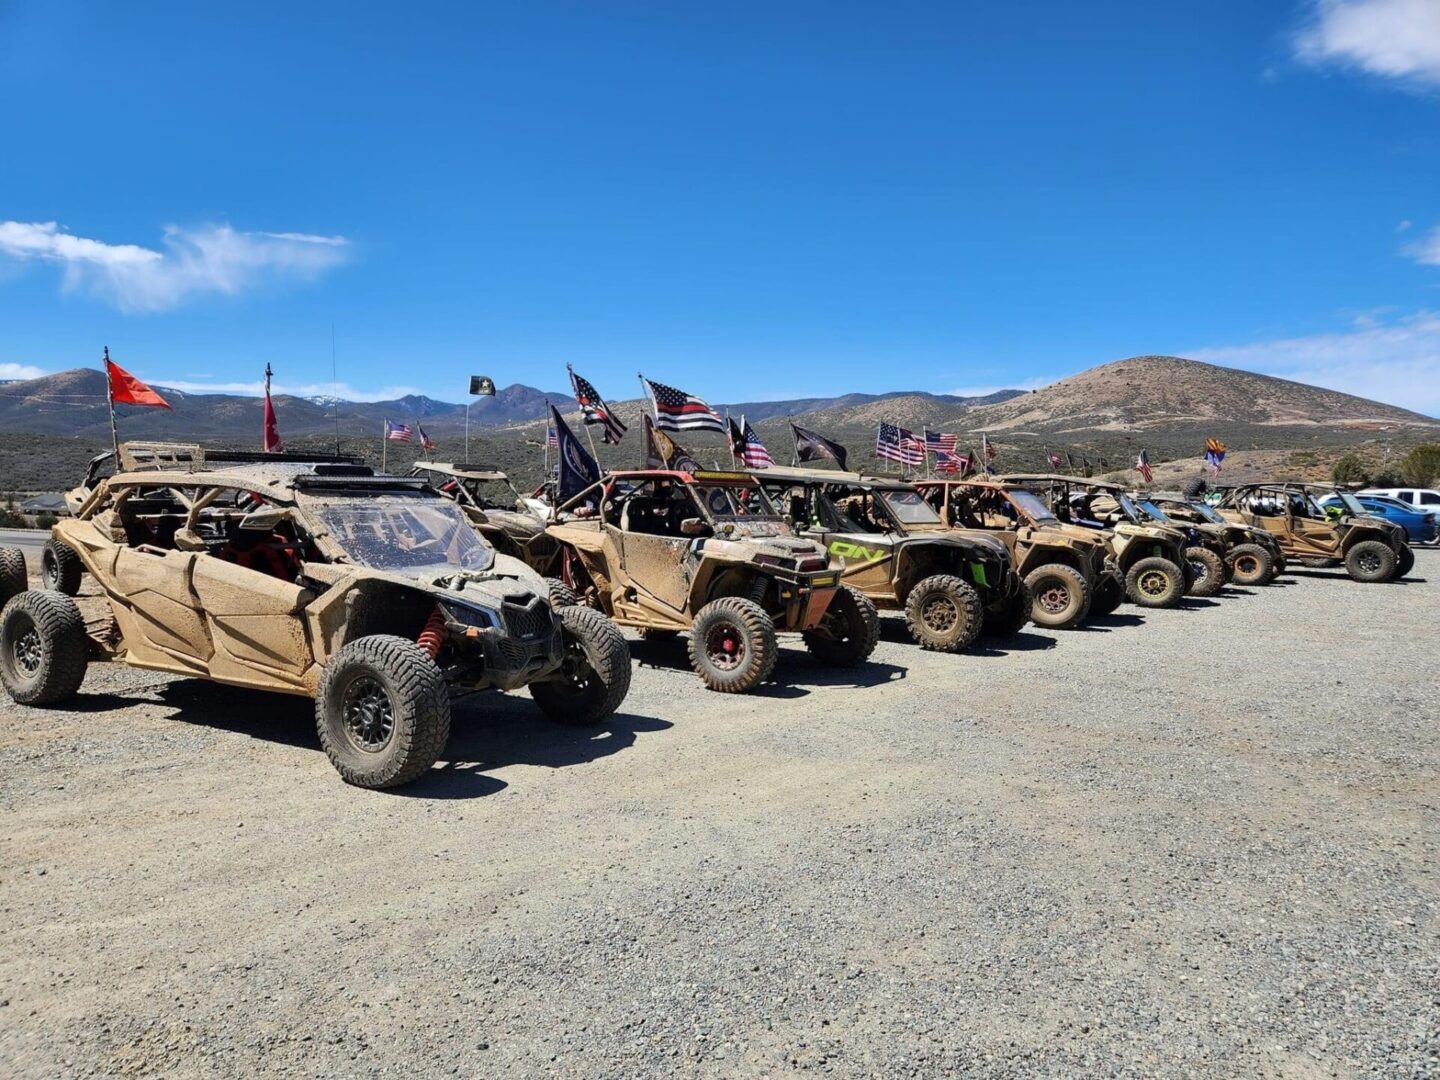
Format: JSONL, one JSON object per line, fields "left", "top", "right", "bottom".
{"left": 1331, "top": 452, "right": 1368, "bottom": 486}
{"left": 1400, "top": 443, "right": 1440, "bottom": 486}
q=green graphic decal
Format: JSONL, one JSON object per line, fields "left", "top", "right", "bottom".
{"left": 829, "top": 540, "right": 889, "bottom": 563}
{"left": 969, "top": 562, "right": 989, "bottom": 588}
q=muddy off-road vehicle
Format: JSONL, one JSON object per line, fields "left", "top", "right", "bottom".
{"left": 410, "top": 462, "right": 563, "bottom": 581}
{"left": 913, "top": 478, "right": 1122, "bottom": 629}
{"left": 1083, "top": 491, "right": 1233, "bottom": 598}
{"left": 1002, "top": 475, "right": 1191, "bottom": 609}
{"left": 1144, "top": 491, "right": 1285, "bottom": 586}
{"left": 1214, "top": 482, "right": 1413, "bottom": 583}
{"left": 751, "top": 466, "right": 1027, "bottom": 650}
{"left": 546, "top": 469, "right": 878, "bottom": 693}
{"left": 0, "top": 451, "right": 632, "bottom": 789}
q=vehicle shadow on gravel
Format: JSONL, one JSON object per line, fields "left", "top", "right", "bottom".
{"left": 627, "top": 635, "right": 907, "bottom": 697}
{"left": 71, "top": 680, "right": 669, "bottom": 801}
{"left": 1283, "top": 568, "right": 1426, "bottom": 585}
{"left": 1072, "top": 612, "right": 1145, "bottom": 632}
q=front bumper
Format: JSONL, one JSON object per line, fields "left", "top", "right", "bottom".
{"left": 441, "top": 598, "right": 565, "bottom": 692}
{"left": 756, "top": 564, "right": 840, "bottom": 632}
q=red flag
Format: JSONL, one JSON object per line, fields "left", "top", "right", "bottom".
{"left": 106, "top": 356, "right": 171, "bottom": 410}
{"left": 263, "top": 391, "right": 283, "bottom": 452}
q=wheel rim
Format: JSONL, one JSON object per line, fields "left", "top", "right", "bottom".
{"left": 921, "top": 594, "right": 958, "bottom": 632}
{"left": 705, "top": 623, "right": 746, "bottom": 671}
{"left": 1358, "top": 551, "right": 1380, "bottom": 574}
{"left": 550, "top": 635, "right": 598, "bottom": 699}
{"left": 1138, "top": 570, "right": 1170, "bottom": 597}
{"left": 41, "top": 550, "right": 57, "bottom": 588}
{"left": 1036, "top": 583, "right": 1070, "bottom": 615}
{"left": 341, "top": 675, "right": 395, "bottom": 753}
{"left": 1189, "top": 560, "right": 1209, "bottom": 582}
{"left": 12, "top": 618, "right": 42, "bottom": 677}
{"left": 1235, "top": 555, "right": 1258, "bottom": 576}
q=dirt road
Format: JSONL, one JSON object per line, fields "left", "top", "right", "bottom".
{"left": 2, "top": 559, "right": 1436, "bottom": 1077}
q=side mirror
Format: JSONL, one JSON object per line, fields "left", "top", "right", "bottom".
{"left": 679, "top": 517, "right": 707, "bottom": 536}
{"left": 238, "top": 507, "right": 288, "bottom": 532}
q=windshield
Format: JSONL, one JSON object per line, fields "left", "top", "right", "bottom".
{"left": 1007, "top": 489, "right": 1057, "bottom": 524}
{"left": 1186, "top": 501, "right": 1225, "bottom": 524}
{"left": 694, "top": 482, "right": 780, "bottom": 520}
{"left": 314, "top": 495, "right": 494, "bottom": 573}
{"left": 1137, "top": 499, "right": 1173, "bottom": 522}
{"left": 1334, "top": 492, "right": 1368, "bottom": 517}
{"left": 879, "top": 489, "right": 943, "bottom": 525}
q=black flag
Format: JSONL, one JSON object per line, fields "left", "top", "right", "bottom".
{"left": 551, "top": 404, "right": 600, "bottom": 502}
{"left": 643, "top": 415, "right": 699, "bottom": 472}
{"left": 791, "top": 423, "right": 847, "bottom": 470}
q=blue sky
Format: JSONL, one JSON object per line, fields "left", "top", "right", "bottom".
{"left": 2, "top": 0, "right": 1439, "bottom": 412}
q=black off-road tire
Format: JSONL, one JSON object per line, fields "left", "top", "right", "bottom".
{"left": 984, "top": 579, "right": 1032, "bottom": 637}
{"left": 1023, "top": 564, "right": 1090, "bottom": 630}
{"left": 1090, "top": 573, "right": 1125, "bottom": 616}
{"left": 0, "top": 590, "right": 88, "bottom": 705}
{"left": 903, "top": 574, "right": 984, "bottom": 653}
{"left": 531, "top": 605, "right": 632, "bottom": 724}
{"left": 1227, "top": 543, "right": 1273, "bottom": 587}
{"left": 1124, "top": 557, "right": 1185, "bottom": 608}
{"left": 1269, "top": 552, "right": 1287, "bottom": 579}
{"left": 544, "top": 577, "right": 578, "bottom": 607}
{"left": 1395, "top": 544, "right": 1415, "bottom": 579}
{"left": 0, "top": 547, "right": 27, "bottom": 607}
{"left": 1185, "top": 546, "right": 1226, "bottom": 597}
{"left": 688, "top": 597, "right": 777, "bottom": 693}
{"left": 1299, "top": 557, "right": 1340, "bottom": 569}
{"left": 315, "top": 635, "right": 451, "bottom": 789}
{"left": 1182, "top": 477, "right": 1209, "bottom": 499}
{"left": 803, "top": 585, "right": 880, "bottom": 667}
{"left": 41, "top": 539, "right": 84, "bottom": 596}
{"left": 1344, "top": 540, "right": 1397, "bottom": 583}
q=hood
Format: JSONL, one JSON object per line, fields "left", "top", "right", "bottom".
{"left": 417, "top": 552, "right": 547, "bottom": 603}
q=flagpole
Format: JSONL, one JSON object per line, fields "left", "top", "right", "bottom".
{"left": 381, "top": 420, "right": 388, "bottom": 473}
{"left": 103, "top": 346, "right": 119, "bottom": 459}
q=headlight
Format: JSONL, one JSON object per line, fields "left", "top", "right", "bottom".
{"left": 441, "top": 601, "right": 502, "bottom": 630}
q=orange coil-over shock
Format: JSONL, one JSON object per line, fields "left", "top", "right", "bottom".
{"left": 417, "top": 607, "right": 447, "bottom": 659}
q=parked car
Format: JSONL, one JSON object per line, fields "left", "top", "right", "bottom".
{"left": 1360, "top": 487, "right": 1440, "bottom": 512}
{"left": 1317, "top": 493, "right": 1439, "bottom": 545}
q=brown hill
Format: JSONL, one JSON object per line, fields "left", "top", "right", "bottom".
{"left": 961, "top": 355, "right": 1436, "bottom": 434}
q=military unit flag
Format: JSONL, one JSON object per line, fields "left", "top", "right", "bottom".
{"left": 568, "top": 365, "right": 627, "bottom": 444}
{"left": 644, "top": 377, "right": 725, "bottom": 433}
{"left": 643, "top": 415, "right": 700, "bottom": 472}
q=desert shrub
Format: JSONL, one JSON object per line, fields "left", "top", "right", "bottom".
{"left": 1331, "top": 452, "right": 1369, "bottom": 486}
{"left": 1400, "top": 443, "right": 1440, "bottom": 486}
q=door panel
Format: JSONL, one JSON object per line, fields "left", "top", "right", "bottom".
{"left": 190, "top": 557, "right": 315, "bottom": 689}
{"left": 614, "top": 532, "right": 692, "bottom": 614}
{"left": 109, "top": 548, "right": 211, "bottom": 672}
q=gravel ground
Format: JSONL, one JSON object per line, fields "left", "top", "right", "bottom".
{"left": 1, "top": 557, "right": 1437, "bottom": 1078}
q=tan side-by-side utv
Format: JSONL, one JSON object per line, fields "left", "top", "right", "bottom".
{"left": 913, "top": 478, "right": 1122, "bottom": 629}
{"left": 0, "top": 449, "right": 632, "bottom": 789}
{"left": 1001, "top": 475, "right": 1192, "bottom": 609}
{"left": 1213, "top": 482, "right": 1413, "bottom": 582}
{"left": 546, "top": 469, "right": 879, "bottom": 693}
{"left": 751, "top": 466, "right": 1028, "bottom": 649}
{"left": 1143, "top": 491, "right": 1285, "bottom": 586}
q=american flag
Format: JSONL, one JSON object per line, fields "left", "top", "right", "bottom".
{"left": 877, "top": 422, "right": 923, "bottom": 466}
{"left": 418, "top": 425, "right": 435, "bottom": 451}
{"left": 934, "top": 450, "right": 962, "bottom": 474}
{"left": 1047, "top": 449, "right": 1064, "bottom": 469}
{"left": 645, "top": 377, "right": 725, "bottom": 432}
{"left": 737, "top": 416, "right": 773, "bottom": 469}
{"left": 385, "top": 420, "right": 413, "bottom": 442}
{"left": 925, "top": 429, "right": 958, "bottom": 453}
{"left": 982, "top": 433, "right": 997, "bottom": 461}
{"left": 1136, "top": 448, "right": 1154, "bottom": 483}
{"left": 568, "top": 365, "right": 627, "bottom": 444}
{"left": 546, "top": 425, "right": 559, "bottom": 449}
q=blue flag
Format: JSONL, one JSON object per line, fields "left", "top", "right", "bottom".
{"left": 551, "top": 404, "right": 600, "bottom": 503}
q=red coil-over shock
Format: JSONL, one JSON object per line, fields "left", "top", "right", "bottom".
{"left": 417, "top": 607, "right": 447, "bottom": 659}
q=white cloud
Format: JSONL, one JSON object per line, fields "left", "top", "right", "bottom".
{"left": 1403, "top": 224, "right": 1440, "bottom": 265}
{"left": 0, "top": 362, "right": 46, "bottom": 380}
{"left": 1296, "top": 0, "right": 1440, "bottom": 89}
{"left": 0, "top": 221, "right": 350, "bottom": 313}
{"left": 157, "top": 378, "right": 424, "bottom": 403}
{"left": 1190, "top": 310, "right": 1440, "bottom": 417}
{"left": 946, "top": 376, "right": 1054, "bottom": 397}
